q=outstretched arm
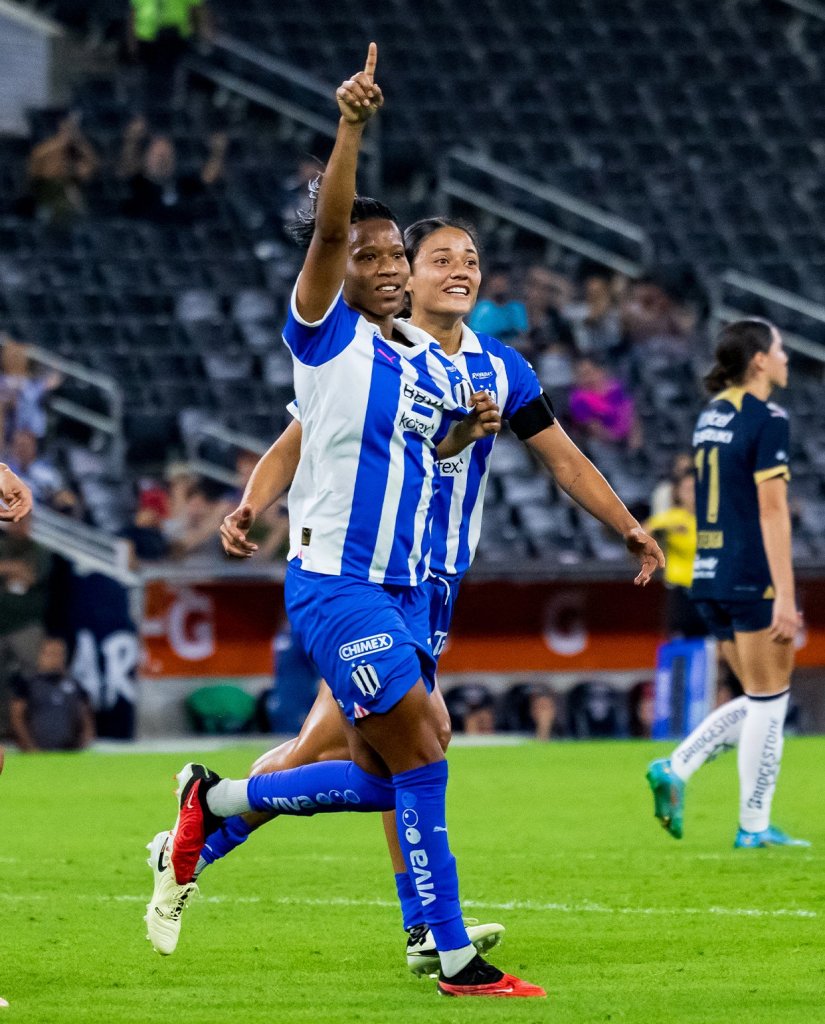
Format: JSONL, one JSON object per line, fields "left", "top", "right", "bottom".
{"left": 294, "top": 43, "right": 383, "bottom": 323}
{"left": 526, "top": 423, "right": 664, "bottom": 585}
{"left": 220, "top": 420, "right": 303, "bottom": 558}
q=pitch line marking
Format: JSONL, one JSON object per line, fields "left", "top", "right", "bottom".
{"left": 0, "top": 893, "right": 815, "bottom": 918}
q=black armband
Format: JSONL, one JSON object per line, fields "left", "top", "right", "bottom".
{"left": 508, "top": 391, "right": 556, "bottom": 440}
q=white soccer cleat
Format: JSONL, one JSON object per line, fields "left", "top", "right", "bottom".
{"left": 406, "top": 919, "right": 505, "bottom": 976}
{"left": 144, "top": 830, "right": 198, "bottom": 955}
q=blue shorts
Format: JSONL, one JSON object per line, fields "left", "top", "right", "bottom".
{"left": 285, "top": 561, "right": 436, "bottom": 723}
{"left": 692, "top": 598, "right": 773, "bottom": 642}
{"left": 424, "top": 572, "right": 463, "bottom": 662}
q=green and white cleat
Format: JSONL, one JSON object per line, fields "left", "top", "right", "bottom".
{"left": 144, "top": 830, "right": 198, "bottom": 955}
{"left": 406, "top": 919, "right": 505, "bottom": 976}
{"left": 734, "top": 826, "right": 811, "bottom": 849}
{"left": 646, "top": 758, "right": 685, "bottom": 839}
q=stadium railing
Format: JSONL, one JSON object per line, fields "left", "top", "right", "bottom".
{"left": 437, "top": 147, "right": 653, "bottom": 277}
{"left": 27, "top": 344, "right": 126, "bottom": 469}
{"left": 714, "top": 270, "right": 825, "bottom": 366}
{"left": 26, "top": 504, "right": 138, "bottom": 587}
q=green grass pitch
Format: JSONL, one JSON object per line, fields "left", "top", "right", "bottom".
{"left": 1, "top": 738, "right": 823, "bottom": 1024}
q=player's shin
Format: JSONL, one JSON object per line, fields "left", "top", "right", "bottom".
{"left": 737, "top": 689, "right": 788, "bottom": 832}
{"left": 209, "top": 761, "right": 395, "bottom": 816}
{"left": 671, "top": 695, "right": 748, "bottom": 782}
{"left": 392, "top": 761, "right": 474, "bottom": 976}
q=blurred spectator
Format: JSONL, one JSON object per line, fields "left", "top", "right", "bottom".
{"left": 127, "top": 0, "right": 212, "bottom": 101}
{"left": 566, "top": 681, "right": 626, "bottom": 738}
{"left": 118, "top": 116, "right": 228, "bottom": 222}
{"left": 620, "top": 269, "right": 704, "bottom": 371}
{"left": 168, "top": 479, "right": 226, "bottom": 561}
{"left": 628, "top": 679, "right": 655, "bottom": 738}
{"left": 499, "top": 682, "right": 560, "bottom": 740}
{"left": 568, "top": 358, "right": 642, "bottom": 450}
{"left": 444, "top": 683, "right": 496, "bottom": 734}
{"left": 649, "top": 451, "right": 693, "bottom": 517}
{"left": 0, "top": 517, "right": 52, "bottom": 737}
{"left": 644, "top": 471, "right": 706, "bottom": 639}
{"left": 522, "top": 265, "right": 575, "bottom": 354}
{"left": 468, "top": 264, "right": 528, "bottom": 344}
{"left": 22, "top": 113, "right": 98, "bottom": 227}
{"left": 0, "top": 337, "right": 62, "bottom": 443}
{"left": 3, "top": 429, "right": 63, "bottom": 504}
{"left": 9, "top": 637, "right": 94, "bottom": 752}
{"left": 120, "top": 487, "right": 171, "bottom": 563}
{"left": 566, "top": 263, "right": 623, "bottom": 358}
{"left": 161, "top": 462, "right": 196, "bottom": 542}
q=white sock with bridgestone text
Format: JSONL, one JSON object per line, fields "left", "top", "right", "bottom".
{"left": 439, "top": 943, "right": 476, "bottom": 978}
{"left": 206, "top": 779, "right": 252, "bottom": 817}
{"left": 670, "top": 696, "right": 748, "bottom": 783}
{"left": 737, "top": 690, "right": 789, "bottom": 833}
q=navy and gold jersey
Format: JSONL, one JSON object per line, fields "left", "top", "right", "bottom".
{"left": 690, "top": 387, "right": 790, "bottom": 601}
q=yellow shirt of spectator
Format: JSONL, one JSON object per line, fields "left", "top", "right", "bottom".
{"left": 132, "top": 0, "right": 202, "bottom": 41}
{"left": 645, "top": 506, "right": 696, "bottom": 589}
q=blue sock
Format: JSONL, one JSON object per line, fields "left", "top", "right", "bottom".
{"left": 393, "top": 761, "right": 470, "bottom": 953}
{"left": 247, "top": 761, "right": 394, "bottom": 815}
{"left": 199, "top": 815, "right": 255, "bottom": 869}
{"left": 395, "top": 871, "right": 425, "bottom": 931}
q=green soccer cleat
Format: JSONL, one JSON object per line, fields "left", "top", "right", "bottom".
{"left": 646, "top": 758, "right": 685, "bottom": 839}
{"left": 734, "top": 826, "right": 811, "bottom": 849}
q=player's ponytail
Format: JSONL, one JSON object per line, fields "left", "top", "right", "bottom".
{"left": 704, "top": 318, "right": 775, "bottom": 394}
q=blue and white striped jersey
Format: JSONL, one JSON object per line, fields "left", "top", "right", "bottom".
{"left": 283, "top": 287, "right": 472, "bottom": 586}
{"left": 427, "top": 325, "right": 542, "bottom": 577}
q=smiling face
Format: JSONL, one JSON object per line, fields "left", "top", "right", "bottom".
{"left": 344, "top": 219, "right": 410, "bottom": 322}
{"left": 406, "top": 227, "right": 482, "bottom": 321}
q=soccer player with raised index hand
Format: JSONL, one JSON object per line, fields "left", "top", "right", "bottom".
{"left": 148, "top": 44, "right": 544, "bottom": 998}
{"left": 647, "top": 318, "right": 809, "bottom": 848}
{"left": 146, "top": 204, "right": 665, "bottom": 979}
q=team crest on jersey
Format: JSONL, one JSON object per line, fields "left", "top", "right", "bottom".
{"left": 351, "top": 664, "right": 381, "bottom": 698}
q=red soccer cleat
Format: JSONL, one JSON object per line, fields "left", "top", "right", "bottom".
{"left": 169, "top": 763, "right": 223, "bottom": 884}
{"left": 437, "top": 955, "right": 546, "bottom": 998}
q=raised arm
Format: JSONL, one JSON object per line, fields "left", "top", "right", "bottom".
{"left": 294, "top": 43, "right": 383, "bottom": 323}
{"left": 220, "top": 420, "right": 303, "bottom": 558}
{"left": 526, "top": 422, "right": 664, "bottom": 585}
{"left": 757, "top": 476, "right": 797, "bottom": 642}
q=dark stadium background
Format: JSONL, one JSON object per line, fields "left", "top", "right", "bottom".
{"left": 2, "top": 0, "right": 825, "bottom": 742}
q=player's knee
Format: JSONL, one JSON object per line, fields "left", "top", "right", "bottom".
{"left": 435, "top": 712, "right": 452, "bottom": 753}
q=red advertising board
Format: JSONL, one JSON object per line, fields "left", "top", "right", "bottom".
{"left": 140, "top": 577, "right": 825, "bottom": 679}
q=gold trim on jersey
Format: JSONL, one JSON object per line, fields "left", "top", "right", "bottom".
{"left": 714, "top": 386, "right": 745, "bottom": 411}
{"left": 753, "top": 465, "right": 791, "bottom": 484}
{"left": 697, "top": 530, "right": 724, "bottom": 548}
{"left": 763, "top": 586, "right": 775, "bottom": 599}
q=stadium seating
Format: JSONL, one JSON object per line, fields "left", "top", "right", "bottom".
{"left": 2, "top": 0, "right": 825, "bottom": 562}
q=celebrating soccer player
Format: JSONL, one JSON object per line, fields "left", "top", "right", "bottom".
{"left": 146, "top": 45, "right": 544, "bottom": 998}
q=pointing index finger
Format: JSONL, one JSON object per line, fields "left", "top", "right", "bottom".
{"left": 363, "top": 41, "right": 378, "bottom": 81}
